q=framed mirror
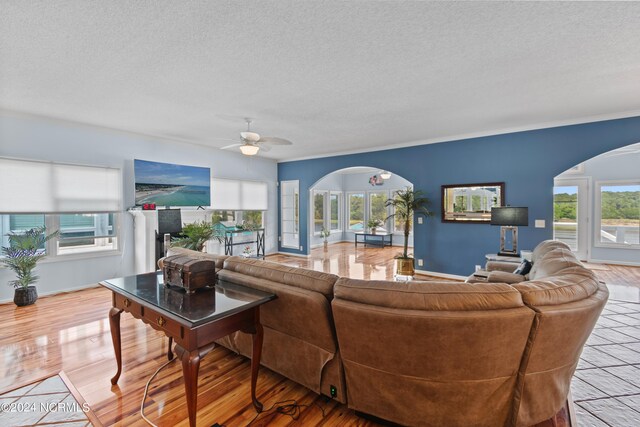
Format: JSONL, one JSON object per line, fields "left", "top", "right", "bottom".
{"left": 441, "top": 182, "right": 505, "bottom": 223}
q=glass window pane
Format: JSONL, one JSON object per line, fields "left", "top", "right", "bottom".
{"left": 241, "top": 211, "right": 263, "bottom": 228}
{"left": 369, "top": 192, "right": 387, "bottom": 227}
{"left": 348, "top": 193, "right": 364, "bottom": 231}
{"left": 211, "top": 210, "right": 236, "bottom": 224}
{"left": 599, "top": 184, "right": 640, "bottom": 246}
{"left": 57, "top": 213, "right": 117, "bottom": 254}
{"left": 1, "top": 215, "right": 46, "bottom": 251}
{"left": 553, "top": 186, "right": 578, "bottom": 250}
{"left": 314, "top": 192, "right": 326, "bottom": 233}
{"left": 330, "top": 194, "right": 339, "bottom": 230}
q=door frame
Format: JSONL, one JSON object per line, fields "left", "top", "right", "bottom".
{"left": 553, "top": 177, "right": 591, "bottom": 261}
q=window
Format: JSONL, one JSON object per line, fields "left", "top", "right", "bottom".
{"left": 280, "top": 180, "right": 299, "bottom": 249}
{"left": 56, "top": 213, "right": 117, "bottom": 254}
{"left": 330, "top": 192, "right": 340, "bottom": 231}
{"left": 596, "top": 182, "right": 640, "bottom": 247}
{"left": 348, "top": 193, "right": 365, "bottom": 231}
{"left": 1, "top": 213, "right": 119, "bottom": 258}
{"left": 313, "top": 191, "right": 326, "bottom": 233}
{"left": 211, "top": 210, "right": 236, "bottom": 224}
{"left": 369, "top": 192, "right": 388, "bottom": 228}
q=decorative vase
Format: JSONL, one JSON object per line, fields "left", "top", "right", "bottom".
{"left": 396, "top": 258, "right": 415, "bottom": 276}
{"left": 14, "top": 286, "right": 38, "bottom": 306}
{"left": 371, "top": 228, "right": 377, "bottom": 235}
{"left": 323, "top": 241, "right": 328, "bottom": 250}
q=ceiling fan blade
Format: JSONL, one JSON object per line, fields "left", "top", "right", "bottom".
{"left": 220, "top": 143, "right": 242, "bottom": 150}
{"left": 258, "top": 136, "right": 293, "bottom": 145}
{"left": 211, "top": 137, "right": 241, "bottom": 142}
{"left": 258, "top": 143, "right": 271, "bottom": 152}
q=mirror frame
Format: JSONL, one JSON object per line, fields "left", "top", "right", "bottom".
{"left": 441, "top": 182, "right": 505, "bottom": 223}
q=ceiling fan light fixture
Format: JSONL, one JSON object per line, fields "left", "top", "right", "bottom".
{"left": 380, "top": 170, "right": 392, "bottom": 180}
{"left": 240, "top": 131, "right": 261, "bottom": 142}
{"left": 239, "top": 144, "right": 260, "bottom": 156}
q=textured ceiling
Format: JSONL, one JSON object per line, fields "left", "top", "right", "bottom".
{"left": 1, "top": 1, "right": 639, "bottom": 161}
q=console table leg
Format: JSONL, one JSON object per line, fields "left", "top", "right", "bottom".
{"left": 175, "top": 345, "right": 200, "bottom": 427}
{"left": 108, "top": 307, "right": 123, "bottom": 385}
{"left": 167, "top": 336, "right": 174, "bottom": 361}
{"left": 251, "top": 309, "right": 264, "bottom": 412}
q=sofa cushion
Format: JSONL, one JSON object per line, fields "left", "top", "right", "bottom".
{"left": 222, "top": 256, "right": 338, "bottom": 299}
{"left": 531, "top": 240, "right": 571, "bottom": 263}
{"left": 528, "top": 248, "right": 582, "bottom": 280}
{"left": 512, "top": 267, "right": 599, "bottom": 307}
{"left": 334, "top": 278, "right": 524, "bottom": 311}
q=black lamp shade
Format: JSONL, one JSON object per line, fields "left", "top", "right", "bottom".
{"left": 491, "top": 207, "right": 528, "bottom": 226}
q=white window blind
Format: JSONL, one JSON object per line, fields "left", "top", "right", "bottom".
{"left": 211, "top": 178, "right": 268, "bottom": 210}
{"left": 0, "top": 157, "right": 122, "bottom": 213}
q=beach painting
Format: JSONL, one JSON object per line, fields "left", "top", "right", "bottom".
{"left": 134, "top": 159, "right": 211, "bottom": 207}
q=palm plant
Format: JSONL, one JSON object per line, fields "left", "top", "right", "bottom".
{"left": 385, "top": 187, "right": 432, "bottom": 260}
{"left": 171, "top": 221, "right": 223, "bottom": 252}
{"left": 2, "top": 227, "right": 59, "bottom": 289}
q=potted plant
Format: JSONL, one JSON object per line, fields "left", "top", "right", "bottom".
{"left": 172, "top": 221, "right": 223, "bottom": 252}
{"left": 367, "top": 219, "right": 382, "bottom": 234}
{"left": 2, "top": 227, "right": 59, "bottom": 307}
{"left": 386, "top": 187, "right": 432, "bottom": 276}
{"left": 320, "top": 226, "right": 330, "bottom": 249}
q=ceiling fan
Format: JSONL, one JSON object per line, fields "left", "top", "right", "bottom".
{"left": 219, "top": 118, "right": 293, "bottom": 156}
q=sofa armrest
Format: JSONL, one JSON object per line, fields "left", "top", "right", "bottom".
{"left": 487, "top": 271, "right": 526, "bottom": 284}
{"left": 486, "top": 260, "right": 519, "bottom": 273}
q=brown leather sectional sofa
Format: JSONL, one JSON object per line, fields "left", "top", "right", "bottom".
{"left": 162, "top": 241, "right": 607, "bottom": 426}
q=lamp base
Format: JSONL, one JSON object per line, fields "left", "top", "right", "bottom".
{"left": 499, "top": 226, "right": 519, "bottom": 257}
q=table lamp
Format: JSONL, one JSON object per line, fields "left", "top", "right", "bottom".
{"left": 491, "top": 206, "right": 528, "bottom": 256}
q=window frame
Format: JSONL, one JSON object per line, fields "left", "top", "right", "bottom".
{"left": 594, "top": 180, "right": 640, "bottom": 249}
{"left": 0, "top": 213, "right": 122, "bottom": 262}
{"left": 311, "top": 190, "right": 327, "bottom": 236}
{"left": 346, "top": 192, "right": 365, "bottom": 233}
{"left": 329, "top": 191, "right": 342, "bottom": 232}
{"left": 368, "top": 190, "right": 390, "bottom": 230}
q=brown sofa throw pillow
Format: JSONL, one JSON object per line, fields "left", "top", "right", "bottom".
{"left": 513, "top": 259, "right": 532, "bottom": 275}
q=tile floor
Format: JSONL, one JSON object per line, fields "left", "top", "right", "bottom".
{"left": 572, "top": 299, "right": 640, "bottom": 426}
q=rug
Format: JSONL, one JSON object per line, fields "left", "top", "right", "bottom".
{"left": 0, "top": 372, "right": 102, "bottom": 427}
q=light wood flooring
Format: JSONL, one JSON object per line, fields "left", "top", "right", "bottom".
{"left": 1, "top": 243, "right": 638, "bottom": 426}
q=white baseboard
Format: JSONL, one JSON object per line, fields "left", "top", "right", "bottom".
{"left": 0, "top": 283, "right": 102, "bottom": 305}
{"left": 587, "top": 258, "right": 640, "bottom": 267}
{"left": 414, "top": 269, "right": 466, "bottom": 281}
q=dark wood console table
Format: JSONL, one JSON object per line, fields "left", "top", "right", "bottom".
{"left": 100, "top": 272, "right": 276, "bottom": 427}
{"left": 354, "top": 232, "right": 393, "bottom": 248}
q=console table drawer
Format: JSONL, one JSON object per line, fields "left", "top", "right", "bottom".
{"left": 142, "top": 306, "right": 182, "bottom": 337}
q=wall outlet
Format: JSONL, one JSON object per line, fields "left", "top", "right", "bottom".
{"left": 299, "top": 245, "right": 303, "bottom": 251}
{"left": 417, "top": 259, "right": 424, "bottom": 267}
{"left": 417, "top": 217, "right": 423, "bottom": 224}
{"left": 535, "top": 219, "right": 546, "bottom": 228}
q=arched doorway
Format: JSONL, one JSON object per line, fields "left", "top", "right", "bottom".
{"left": 553, "top": 142, "right": 640, "bottom": 263}
{"left": 308, "top": 166, "right": 414, "bottom": 250}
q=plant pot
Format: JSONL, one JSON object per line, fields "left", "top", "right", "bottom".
{"left": 14, "top": 286, "right": 38, "bottom": 306}
{"left": 323, "top": 241, "right": 328, "bottom": 250}
{"left": 370, "top": 228, "right": 377, "bottom": 235}
{"left": 396, "top": 258, "right": 415, "bottom": 276}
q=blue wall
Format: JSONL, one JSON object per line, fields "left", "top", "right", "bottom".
{"left": 278, "top": 116, "right": 640, "bottom": 275}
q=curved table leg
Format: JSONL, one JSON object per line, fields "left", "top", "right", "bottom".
{"left": 251, "top": 309, "right": 264, "bottom": 412}
{"left": 175, "top": 345, "right": 201, "bottom": 427}
{"left": 167, "top": 336, "right": 174, "bottom": 361}
{"left": 109, "top": 307, "right": 123, "bottom": 385}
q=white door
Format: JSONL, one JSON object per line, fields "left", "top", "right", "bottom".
{"left": 553, "top": 178, "right": 589, "bottom": 260}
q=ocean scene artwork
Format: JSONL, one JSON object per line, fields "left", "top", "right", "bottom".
{"left": 134, "top": 159, "right": 211, "bottom": 207}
